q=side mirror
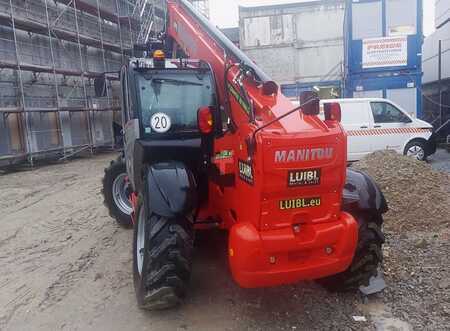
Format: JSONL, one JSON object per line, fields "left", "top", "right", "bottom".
{"left": 300, "top": 91, "right": 320, "bottom": 116}
{"left": 197, "top": 106, "right": 214, "bottom": 134}
{"left": 324, "top": 103, "right": 341, "bottom": 122}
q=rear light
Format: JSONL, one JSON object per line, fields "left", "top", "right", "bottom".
{"left": 324, "top": 103, "right": 341, "bottom": 122}
{"left": 197, "top": 106, "right": 214, "bottom": 134}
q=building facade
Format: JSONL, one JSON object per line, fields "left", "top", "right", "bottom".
{"left": 0, "top": 0, "right": 149, "bottom": 166}
{"left": 0, "top": 0, "right": 207, "bottom": 167}
{"left": 239, "top": 0, "right": 345, "bottom": 101}
{"left": 239, "top": 0, "right": 423, "bottom": 118}
{"left": 422, "top": 0, "right": 450, "bottom": 137}
{"left": 435, "top": 0, "right": 449, "bottom": 28}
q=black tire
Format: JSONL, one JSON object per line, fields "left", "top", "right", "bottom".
{"left": 102, "top": 157, "right": 133, "bottom": 228}
{"left": 317, "top": 212, "right": 384, "bottom": 292}
{"left": 133, "top": 195, "right": 194, "bottom": 310}
{"left": 404, "top": 140, "right": 427, "bottom": 161}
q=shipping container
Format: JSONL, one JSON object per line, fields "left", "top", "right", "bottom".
{"left": 344, "top": 0, "right": 423, "bottom": 118}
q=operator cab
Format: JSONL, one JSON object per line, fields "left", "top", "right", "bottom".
{"left": 127, "top": 52, "right": 218, "bottom": 139}
{"left": 121, "top": 50, "right": 218, "bottom": 197}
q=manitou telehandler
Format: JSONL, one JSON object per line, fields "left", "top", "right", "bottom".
{"left": 102, "top": 0, "right": 387, "bottom": 310}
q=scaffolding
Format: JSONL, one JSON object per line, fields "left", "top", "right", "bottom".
{"left": 0, "top": 0, "right": 142, "bottom": 166}
{"left": 0, "top": 0, "right": 206, "bottom": 167}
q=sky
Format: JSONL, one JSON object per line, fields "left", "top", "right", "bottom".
{"left": 209, "top": 0, "right": 436, "bottom": 36}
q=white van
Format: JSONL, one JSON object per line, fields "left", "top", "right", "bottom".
{"left": 320, "top": 98, "right": 436, "bottom": 162}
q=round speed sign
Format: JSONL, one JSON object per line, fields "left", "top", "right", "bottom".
{"left": 150, "top": 113, "right": 171, "bottom": 133}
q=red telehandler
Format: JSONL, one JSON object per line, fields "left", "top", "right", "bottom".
{"left": 102, "top": 0, "right": 387, "bottom": 310}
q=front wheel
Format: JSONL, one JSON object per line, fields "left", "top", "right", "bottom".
{"left": 317, "top": 212, "right": 384, "bottom": 292}
{"left": 102, "top": 157, "right": 133, "bottom": 227}
{"left": 404, "top": 140, "right": 427, "bottom": 161}
{"left": 133, "top": 195, "right": 194, "bottom": 310}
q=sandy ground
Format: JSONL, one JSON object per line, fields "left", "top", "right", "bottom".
{"left": 0, "top": 152, "right": 448, "bottom": 331}
{"left": 429, "top": 148, "right": 450, "bottom": 173}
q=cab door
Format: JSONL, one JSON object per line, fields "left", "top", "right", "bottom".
{"left": 120, "top": 67, "right": 138, "bottom": 190}
{"left": 368, "top": 101, "right": 413, "bottom": 153}
{"left": 337, "top": 101, "right": 373, "bottom": 161}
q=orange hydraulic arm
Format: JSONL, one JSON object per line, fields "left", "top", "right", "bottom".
{"left": 166, "top": 0, "right": 305, "bottom": 132}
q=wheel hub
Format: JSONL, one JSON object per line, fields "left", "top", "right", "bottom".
{"left": 112, "top": 173, "right": 133, "bottom": 215}
{"left": 407, "top": 145, "right": 425, "bottom": 160}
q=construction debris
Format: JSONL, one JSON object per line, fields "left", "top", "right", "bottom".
{"left": 352, "top": 316, "right": 367, "bottom": 322}
{"left": 359, "top": 270, "right": 386, "bottom": 296}
{"left": 354, "top": 151, "right": 450, "bottom": 330}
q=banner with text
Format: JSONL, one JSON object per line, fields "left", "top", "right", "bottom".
{"left": 362, "top": 36, "right": 408, "bottom": 69}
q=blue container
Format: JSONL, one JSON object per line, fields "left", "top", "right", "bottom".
{"left": 344, "top": 0, "right": 423, "bottom": 118}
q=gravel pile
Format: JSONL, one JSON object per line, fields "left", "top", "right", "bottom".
{"left": 353, "top": 150, "right": 450, "bottom": 232}
{"left": 353, "top": 151, "right": 450, "bottom": 330}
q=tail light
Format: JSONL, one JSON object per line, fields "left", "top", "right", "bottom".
{"left": 197, "top": 106, "right": 214, "bottom": 134}
{"left": 324, "top": 103, "right": 341, "bottom": 122}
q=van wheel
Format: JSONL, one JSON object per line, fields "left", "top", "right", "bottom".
{"left": 404, "top": 140, "right": 427, "bottom": 161}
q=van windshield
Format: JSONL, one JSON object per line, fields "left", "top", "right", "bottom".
{"left": 137, "top": 71, "right": 215, "bottom": 134}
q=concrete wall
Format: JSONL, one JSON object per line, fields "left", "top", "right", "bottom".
{"left": 436, "top": 0, "right": 450, "bottom": 28}
{"left": 239, "top": 1, "right": 344, "bottom": 86}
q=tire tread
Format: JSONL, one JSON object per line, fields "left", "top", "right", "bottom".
{"left": 102, "top": 156, "right": 132, "bottom": 227}
{"left": 318, "top": 213, "right": 384, "bottom": 292}
{"left": 135, "top": 207, "right": 193, "bottom": 310}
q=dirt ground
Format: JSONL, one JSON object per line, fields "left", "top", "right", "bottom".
{"left": 429, "top": 148, "right": 450, "bottom": 174}
{"left": 0, "top": 152, "right": 449, "bottom": 331}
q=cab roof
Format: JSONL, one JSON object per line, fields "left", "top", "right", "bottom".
{"left": 129, "top": 58, "right": 209, "bottom": 70}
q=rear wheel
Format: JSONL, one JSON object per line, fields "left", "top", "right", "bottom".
{"left": 317, "top": 212, "right": 384, "bottom": 292}
{"left": 102, "top": 157, "right": 133, "bottom": 227}
{"left": 404, "top": 140, "right": 427, "bottom": 161}
{"left": 133, "top": 195, "right": 194, "bottom": 310}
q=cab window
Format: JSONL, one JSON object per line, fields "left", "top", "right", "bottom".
{"left": 137, "top": 71, "right": 215, "bottom": 134}
{"left": 370, "top": 102, "right": 410, "bottom": 123}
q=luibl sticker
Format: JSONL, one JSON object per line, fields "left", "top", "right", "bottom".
{"left": 238, "top": 159, "right": 253, "bottom": 184}
{"left": 279, "top": 197, "right": 321, "bottom": 210}
{"left": 288, "top": 169, "right": 321, "bottom": 187}
{"left": 214, "top": 150, "right": 233, "bottom": 161}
